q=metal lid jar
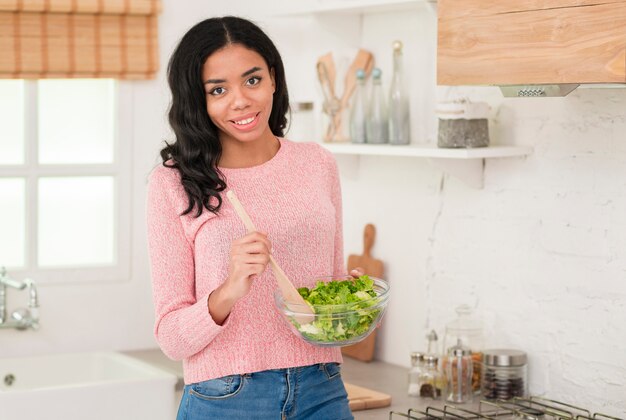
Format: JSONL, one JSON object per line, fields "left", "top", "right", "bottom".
{"left": 418, "top": 355, "right": 443, "bottom": 399}
{"left": 481, "top": 349, "right": 528, "bottom": 400}
{"left": 408, "top": 351, "right": 425, "bottom": 397}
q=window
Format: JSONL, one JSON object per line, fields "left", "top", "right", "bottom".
{"left": 0, "top": 79, "right": 131, "bottom": 283}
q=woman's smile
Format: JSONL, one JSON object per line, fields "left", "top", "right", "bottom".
{"left": 230, "top": 112, "right": 261, "bottom": 131}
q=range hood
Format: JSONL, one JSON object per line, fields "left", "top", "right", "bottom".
{"left": 498, "top": 83, "right": 626, "bottom": 98}
{"left": 498, "top": 84, "right": 579, "bottom": 98}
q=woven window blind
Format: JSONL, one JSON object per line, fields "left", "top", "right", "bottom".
{"left": 0, "top": 0, "right": 161, "bottom": 79}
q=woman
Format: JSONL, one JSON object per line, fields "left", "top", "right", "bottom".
{"left": 146, "top": 16, "right": 360, "bottom": 420}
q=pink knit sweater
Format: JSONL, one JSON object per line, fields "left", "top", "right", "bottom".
{"left": 146, "top": 138, "right": 344, "bottom": 384}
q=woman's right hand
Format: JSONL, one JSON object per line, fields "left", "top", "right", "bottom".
{"left": 224, "top": 231, "right": 272, "bottom": 301}
{"left": 208, "top": 231, "right": 271, "bottom": 325}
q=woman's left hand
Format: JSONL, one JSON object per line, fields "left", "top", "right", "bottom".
{"left": 349, "top": 267, "right": 365, "bottom": 278}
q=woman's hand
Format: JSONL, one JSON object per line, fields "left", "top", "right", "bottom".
{"left": 225, "top": 231, "right": 272, "bottom": 299}
{"left": 350, "top": 267, "right": 365, "bottom": 278}
{"left": 208, "top": 231, "right": 271, "bottom": 325}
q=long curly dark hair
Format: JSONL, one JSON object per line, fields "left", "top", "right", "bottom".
{"left": 161, "top": 16, "right": 289, "bottom": 217}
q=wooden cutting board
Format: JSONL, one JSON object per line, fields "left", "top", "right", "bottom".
{"left": 345, "top": 382, "right": 391, "bottom": 411}
{"left": 342, "top": 224, "right": 385, "bottom": 362}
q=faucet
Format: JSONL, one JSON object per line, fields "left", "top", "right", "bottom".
{"left": 0, "top": 266, "right": 39, "bottom": 330}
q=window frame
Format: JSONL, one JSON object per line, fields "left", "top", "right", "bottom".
{"left": 0, "top": 79, "right": 132, "bottom": 284}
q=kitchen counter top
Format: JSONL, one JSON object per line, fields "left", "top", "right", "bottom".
{"left": 341, "top": 356, "right": 448, "bottom": 419}
{"left": 124, "top": 348, "right": 451, "bottom": 419}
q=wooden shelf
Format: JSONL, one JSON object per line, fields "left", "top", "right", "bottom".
{"left": 271, "top": 0, "right": 435, "bottom": 17}
{"left": 322, "top": 143, "right": 532, "bottom": 159}
{"left": 321, "top": 143, "right": 533, "bottom": 188}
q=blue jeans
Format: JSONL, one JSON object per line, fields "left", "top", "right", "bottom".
{"left": 176, "top": 363, "right": 354, "bottom": 420}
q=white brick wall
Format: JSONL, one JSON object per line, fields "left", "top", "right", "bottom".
{"left": 340, "top": 87, "right": 626, "bottom": 412}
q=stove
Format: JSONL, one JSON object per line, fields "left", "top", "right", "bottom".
{"left": 389, "top": 396, "right": 624, "bottom": 420}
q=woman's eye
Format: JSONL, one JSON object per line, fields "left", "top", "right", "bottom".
{"left": 209, "top": 87, "right": 225, "bottom": 96}
{"left": 246, "top": 76, "right": 262, "bottom": 86}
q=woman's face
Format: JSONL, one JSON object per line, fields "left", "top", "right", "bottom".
{"left": 202, "top": 44, "right": 276, "bottom": 145}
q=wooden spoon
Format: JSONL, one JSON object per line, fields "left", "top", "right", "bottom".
{"left": 225, "top": 190, "right": 314, "bottom": 321}
{"left": 335, "top": 49, "right": 375, "bottom": 138}
{"left": 341, "top": 49, "right": 374, "bottom": 111}
{"left": 317, "top": 53, "right": 341, "bottom": 141}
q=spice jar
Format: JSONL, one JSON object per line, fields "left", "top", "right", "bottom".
{"left": 443, "top": 305, "right": 484, "bottom": 394}
{"left": 288, "top": 101, "right": 316, "bottom": 142}
{"left": 481, "top": 349, "right": 528, "bottom": 400}
{"left": 408, "top": 351, "right": 425, "bottom": 397}
{"left": 418, "top": 355, "right": 443, "bottom": 399}
{"left": 443, "top": 340, "right": 473, "bottom": 403}
{"left": 436, "top": 99, "right": 490, "bottom": 148}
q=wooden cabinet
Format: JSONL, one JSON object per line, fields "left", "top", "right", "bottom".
{"left": 437, "top": 0, "right": 626, "bottom": 85}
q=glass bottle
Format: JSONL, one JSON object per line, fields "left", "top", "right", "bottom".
{"left": 388, "top": 40, "right": 410, "bottom": 145}
{"left": 408, "top": 351, "right": 424, "bottom": 397}
{"left": 443, "top": 305, "right": 484, "bottom": 395}
{"left": 349, "top": 69, "right": 367, "bottom": 144}
{"left": 418, "top": 355, "right": 443, "bottom": 399}
{"left": 443, "top": 339, "right": 473, "bottom": 403}
{"left": 366, "top": 67, "right": 388, "bottom": 144}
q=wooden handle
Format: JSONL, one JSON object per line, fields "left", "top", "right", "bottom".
{"left": 225, "top": 190, "right": 313, "bottom": 314}
{"left": 226, "top": 190, "right": 256, "bottom": 232}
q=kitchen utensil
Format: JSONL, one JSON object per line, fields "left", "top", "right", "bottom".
{"left": 274, "top": 275, "right": 390, "bottom": 347}
{"left": 317, "top": 53, "right": 342, "bottom": 142}
{"left": 336, "top": 49, "right": 374, "bottom": 138}
{"left": 342, "top": 224, "right": 384, "bottom": 361}
{"left": 317, "top": 50, "right": 374, "bottom": 142}
{"left": 225, "top": 190, "right": 314, "bottom": 319}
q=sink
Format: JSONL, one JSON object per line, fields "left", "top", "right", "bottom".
{"left": 0, "top": 351, "right": 178, "bottom": 420}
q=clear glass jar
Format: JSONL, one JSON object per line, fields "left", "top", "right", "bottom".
{"left": 418, "top": 355, "right": 443, "bottom": 399}
{"left": 481, "top": 349, "right": 528, "bottom": 400}
{"left": 443, "top": 304, "right": 484, "bottom": 394}
{"left": 443, "top": 340, "right": 473, "bottom": 403}
{"left": 408, "top": 351, "right": 424, "bottom": 397}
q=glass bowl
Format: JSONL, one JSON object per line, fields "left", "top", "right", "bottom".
{"left": 274, "top": 275, "right": 390, "bottom": 347}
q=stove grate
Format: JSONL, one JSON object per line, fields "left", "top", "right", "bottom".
{"left": 389, "top": 396, "right": 624, "bottom": 420}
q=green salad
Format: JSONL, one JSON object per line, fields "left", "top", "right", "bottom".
{"left": 293, "top": 275, "right": 381, "bottom": 343}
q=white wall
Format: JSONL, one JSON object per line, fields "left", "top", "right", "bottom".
{"left": 2, "top": 0, "right": 624, "bottom": 413}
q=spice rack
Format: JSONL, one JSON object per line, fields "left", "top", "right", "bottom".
{"left": 321, "top": 143, "right": 533, "bottom": 189}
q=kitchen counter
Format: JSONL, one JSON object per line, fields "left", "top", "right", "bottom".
{"left": 124, "top": 348, "right": 449, "bottom": 419}
{"left": 341, "top": 356, "right": 447, "bottom": 419}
